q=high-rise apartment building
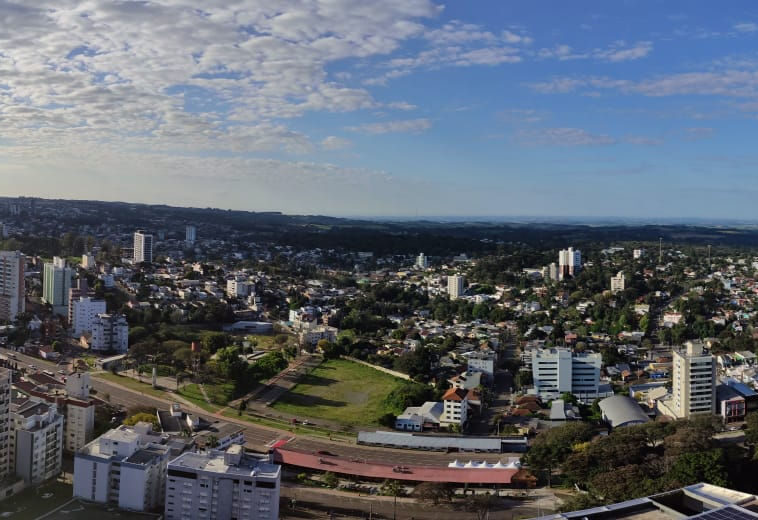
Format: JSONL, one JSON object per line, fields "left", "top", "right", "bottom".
{"left": 0, "top": 251, "right": 25, "bottom": 322}
{"left": 74, "top": 423, "right": 170, "bottom": 511}
{"left": 532, "top": 348, "right": 604, "bottom": 402}
{"left": 81, "top": 253, "right": 96, "bottom": 270}
{"left": 133, "top": 231, "right": 153, "bottom": 264}
{"left": 558, "top": 247, "right": 582, "bottom": 280}
{"left": 72, "top": 297, "right": 107, "bottom": 337}
{"left": 669, "top": 341, "right": 716, "bottom": 419}
{"left": 165, "top": 445, "right": 281, "bottom": 520}
{"left": 0, "top": 368, "right": 12, "bottom": 481}
{"left": 10, "top": 397, "right": 63, "bottom": 485}
{"left": 448, "top": 275, "right": 464, "bottom": 300}
{"left": 91, "top": 314, "right": 129, "bottom": 353}
{"left": 185, "top": 225, "right": 196, "bottom": 244}
{"left": 43, "top": 257, "right": 73, "bottom": 316}
{"left": 416, "top": 252, "right": 429, "bottom": 269}
{"left": 610, "top": 271, "right": 626, "bottom": 294}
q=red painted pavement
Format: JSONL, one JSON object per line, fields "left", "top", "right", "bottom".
{"left": 273, "top": 448, "right": 517, "bottom": 484}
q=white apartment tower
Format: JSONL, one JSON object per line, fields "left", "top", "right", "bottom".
{"left": 0, "top": 251, "right": 25, "bottom": 322}
{"left": 82, "top": 253, "right": 96, "bottom": 270}
{"left": 133, "top": 231, "right": 153, "bottom": 264}
{"left": 73, "top": 423, "right": 170, "bottom": 512}
{"left": 610, "top": 271, "right": 626, "bottom": 294}
{"left": 532, "top": 348, "right": 603, "bottom": 402}
{"left": 165, "top": 445, "right": 280, "bottom": 520}
{"left": 43, "top": 256, "right": 73, "bottom": 316}
{"left": 671, "top": 341, "right": 716, "bottom": 419}
{"left": 10, "top": 397, "right": 64, "bottom": 485}
{"left": 558, "top": 247, "right": 582, "bottom": 280}
{"left": 448, "top": 275, "right": 464, "bottom": 300}
{"left": 416, "top": 252, "right": 429, "bottom": 269}
{"left": 440, "top": 388, "right": 468, "bottom": 430}
{"left": 91, "top": 314, "right": 129, "bottom": 353}
{"left": 72, "top": 296, "right": 107, "bottom": 337}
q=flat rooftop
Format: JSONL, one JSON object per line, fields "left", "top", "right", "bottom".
{"left": 170, "top": 450, "right": 280, "bottom": 479}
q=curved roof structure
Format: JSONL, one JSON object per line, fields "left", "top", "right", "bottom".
{"left": 598, "top": 395, "right": 650, "bottom": 429}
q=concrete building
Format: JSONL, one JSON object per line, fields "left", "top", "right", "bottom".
{"left": 165, "top": 445, "right": 280, "bottom": 520}
{"left": 532, "top": 348, "right": 606, "bottom": 402}
{"left": 466, "top": 351, "right": 496, "bottom": 382}
{"left": 633, "top": 248, "right": 645, "bottom": 259}
{"left": 91, "top": 314, "right": 129, "bottom": 353}
{"left": 395, "top": 401, "right": 443, "bottom": 432}
{"left": 81, "top": 253, "right": 96, "bottom": 270}
{"left": 133, "top": 230, "right": 153, "bottom": 264}
{"left": 185, "top": 225, "right": 197, "bottom": 244}
{"left": 72, "top": 296, "right": 107, "bottom": 337}
{"left": 43, "top": 256, "right": 73, "bottom": 316}
{"left": 10, "top": 396, "right": 63, "bottom": 484}
{"left": 73, "top": 423, "right": 170, "bottom": 512}
{"left": 448, "top": 275, "right": 464, "bottom": 300}
{"left": 662, "top": 341, "right": 716, "bottom": 419}
{"left": 0, "top": 368, "right": 13, "bottom": 481}
{"left": 68, "top": 277, "right": 90, "bottom": 326}
{"left": 558, "top": 247, "right": 582, "bottom": 280}
{"left": 415, "top": 252, "right": 429, "bottom": 269}
{"left": 440, "top": 387, "right": 468, "bottom": 429}
{"left": 226, "top": 279, "right": 249, "bottom": 298}
{"left": 610, "top": 271, "right": 626, "bottom": 293}
{"left": 298, "top": 324, "right": 338, "bottom": 349}
{"left": 0, "top": 251, "right": 25, "bottom": 322}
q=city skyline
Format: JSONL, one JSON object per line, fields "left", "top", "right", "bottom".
{"left": 3, "top": 2, "right": 758, "bottom": 217}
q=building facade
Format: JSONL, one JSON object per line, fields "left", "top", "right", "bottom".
{"left": 610, "top": 271, "right": 626, "bottom": 293}
{"left": 133, "top": 231, "right": 153, "bottom": 264}
{"left": 165, "top": 445, "right": 280, "bottom": 520}
{"left": 532, "top": 348, "right": 603, "bottom": 402}
{"left": 416, "top": 252, "right": 429, "bottom": 269}
{"left": 10, "top": 397, "right": 64, "bottom": 485}
{"left": 669, "top": 341, "right": 716, "bottom": 419}
{"left": 73, "top": 423, "right": 170, "bottom": 512}
{"left": 0, "top": 251, "right": 25, "bottom": 322}
{"left": 440, "top": 387, "right": 468, "bottom": 429}
{"left": 43, "top": 257, "right": 73, "bottom": 316}
{"left": 91, "top": 314, "right": 129, "bottom": 353}
{"left": 448, "top": 275, "right": 464, "bottom": 300}
{"left": 72, "top": 297, "right": 107, "bottom": 337}
{"left": 558, "top": 247, "right": 582, "bottom": 280}
{"left": 185, "top": 225, "right": 196, "bottom": 244}
{"left": 0, "top": 368, "right": 12, "bottom": 480}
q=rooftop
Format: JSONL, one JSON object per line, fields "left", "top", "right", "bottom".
{"left": 169, "top": 449, "right": 280, "bottom": 479}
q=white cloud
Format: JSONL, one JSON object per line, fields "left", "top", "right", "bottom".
{"left": 347, "top": 118, "right": 432, "bottom": 134}
{"left": 624, "top": 135, "right": 664, "bottom": 146}
{"left": 387, "top": 101, "right": 417, "bottom": 111}
{"left": 684, "top": 127, "right": 715, "bottom": 141}
{"left": 320, "top": 136, "right": 352, "bottom": 150}
{"left": 734, "top": 22, "right": 758, "bottom": 33}
{"left": 515, "top": 127, "right": 616, "bottom": 146}
{"left": 538, "top": 41, "right": 652, "bottom": 63}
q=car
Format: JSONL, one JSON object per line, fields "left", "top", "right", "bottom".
{"left": 28, "top": 364, "right": 36, "bottom": 370}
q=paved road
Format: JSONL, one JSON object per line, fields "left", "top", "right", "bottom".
{"left": 1, "top": 347, "right": 522, "bottom": 467}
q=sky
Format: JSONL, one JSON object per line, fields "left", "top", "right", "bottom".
{"left": 2, "top": 1, "right": 758, "bottom": 219}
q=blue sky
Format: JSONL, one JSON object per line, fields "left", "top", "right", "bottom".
{"left": 2, "top": 1, "right": 758, "bottom": 219}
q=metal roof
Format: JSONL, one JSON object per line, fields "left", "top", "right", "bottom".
{"left": 357, "top": 431, "right": 502, "bottom": 451}
{"left": 598, "top": 395, "right": 650, "bottom": 428}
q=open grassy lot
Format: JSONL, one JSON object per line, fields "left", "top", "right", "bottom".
{"left": 92, "top": 372, "right": 169, "bottom": 400}
{"left": 270, "top": 359, "right": 405, "bottom": 426}
{"left": 177, "top": 382, "right": 233, "bottom": 412}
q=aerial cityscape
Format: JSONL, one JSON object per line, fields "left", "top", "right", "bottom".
{"left": 4, "top": 1, "right": 758, "bottom": 519}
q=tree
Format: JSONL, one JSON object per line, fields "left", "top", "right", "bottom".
{"left": 668, "top": 449, "right": 728, "bottom": 487}
{"left": 526, "top": 422, "right": 594, "bottom": 486}
{"left": 413, "top": 482, "right": 452, "bottom": 505}
{"left": 123, "top": 413, "right": 159, "bottom": 429}
{"left": 321, "top": 471, "right": 338, "bottom": 488}
{"left": 745, "top": 412, "right": 758, "bottom": 446}
{"left": 465, "top": 494, "right": 498, "bottom": 520}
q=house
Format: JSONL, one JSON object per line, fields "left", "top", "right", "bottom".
{"left": 394, "top": 402, "right": 443, "bottom": 432}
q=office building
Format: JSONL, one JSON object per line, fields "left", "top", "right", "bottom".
{"left": 532, "top": 348, "right": 606, "bottom": 402}
{"left": 133, "top": 231, "right": 153, "bottom": 264}
{"left": 661, "top": 341, "right": 716, "bottom": 419}
{"left": 448, "top": 275, "right": 464, "bottom": 300}
{"left": 72, "top": 297, "right": 107, "bottom": 337}
{"left": 0, "top": 251, "right": 25, "bottom": 322}
{"left": 558, "top": 247, "right": 582, "bottom": 280}
{"left": 42, "top": 257, "right": 73, "bottom": 316}
{"left": 73, "top": 423, "right": 170, "bottom": 512}
{"left": 9, "top": 397, "right": 63, "bottom": 485}
{"left": 91, "top": 314, "right": 129, "bottom": 353}
{"left": 415, "top": 252, "right": 429, "bottom": 269}
{"left": 610, "top": 271, "right": 626, "bottom": 293}
{"left": 165, "top": 445, "right": 280, "bottom": 520}
{"left": 185, "top": 225, "right": 196, "bottom": 244}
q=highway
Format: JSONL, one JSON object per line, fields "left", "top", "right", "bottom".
{"left": 1, "top": 347, "right": 519, "bottom": 467}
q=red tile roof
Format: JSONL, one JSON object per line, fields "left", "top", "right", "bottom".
{"left": 442, "top": 387, "right": 468, "bottom": 402}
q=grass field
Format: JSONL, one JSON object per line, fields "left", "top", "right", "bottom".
{"left": 177, "top": 383, "right": 233, "bottom": 412}
{"left": 93, "top": 372, "right": 169, "bottom": 400}
{"left": 271, "top": 359, "right": 405, "bottom": 426}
